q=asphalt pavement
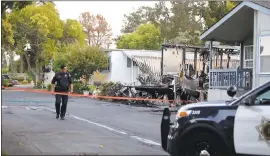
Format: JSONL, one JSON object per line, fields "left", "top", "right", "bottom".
{"left": 2, "top": 90, "right": 175, "bottom": 155}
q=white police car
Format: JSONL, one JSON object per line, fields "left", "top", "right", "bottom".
{"left": 161, "top": 81, "right": 270, "bottom": 156}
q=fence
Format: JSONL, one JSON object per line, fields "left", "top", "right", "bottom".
{"left": 209, "top": 68, "right": 252, "bottom": 90}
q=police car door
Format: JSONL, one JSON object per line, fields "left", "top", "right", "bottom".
{"left": 234, "top": 84, "right": 270, "bottom": 155}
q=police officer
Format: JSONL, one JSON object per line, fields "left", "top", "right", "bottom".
{"left": 51, "top": 65, "right": 73, "bottom": 120}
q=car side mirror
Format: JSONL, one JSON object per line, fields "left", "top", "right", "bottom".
{"left": 241, "top": 96, "right": 253, "bottom": 106}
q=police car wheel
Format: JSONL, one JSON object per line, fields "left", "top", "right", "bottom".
{"left": 182, "top": 132, "right": 229, "bottom": 156}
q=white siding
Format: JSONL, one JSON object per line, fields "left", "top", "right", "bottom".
{"left": 89, "top": 50, "right": 161, "bottom": 85}
{"left": 258, "top": 11, "right": 270, "bottom": 35}
{"left": 110, "top": 51, "right": 133, "bottom": 84}
{"left": 254, "top": 10, "right": 270, "bottom": 87}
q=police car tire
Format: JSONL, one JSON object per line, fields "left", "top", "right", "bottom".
{"left": 181, "top": 132, "right": 230, "bottom": 156}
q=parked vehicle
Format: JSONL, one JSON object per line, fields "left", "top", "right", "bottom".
{"left": 1, "top": 74, "right": 13, "bottom": 87}
{"left": 161, "top": 81, "right": 270, "bottom": 156}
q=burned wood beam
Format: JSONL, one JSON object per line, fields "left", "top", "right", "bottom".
{"left": 220, "top": 51, "right": 223, "bottom": 69}
{"left": 194, "top": 50, "right": 197, "bottom": 73}
{"left": 182, "top": 47, "right": 186, "bottom": 65}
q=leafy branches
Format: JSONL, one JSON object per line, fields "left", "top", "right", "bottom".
{"left": 79, "top": 12, "right": 112, "bottom": 48}
{"left": 116, "top": 23, "right": 161, "bottom": 50}
{"left": 120, "top": 1, "right": 239, "bottom": 46}
{"left": 53, "top": 44, "right": 108, "bottom": 80}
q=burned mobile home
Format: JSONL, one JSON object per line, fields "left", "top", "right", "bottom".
{"left": 127, "top": 43, "right": 240, "bottom": 106}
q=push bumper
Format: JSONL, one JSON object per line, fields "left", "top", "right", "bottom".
{"left": 161, "top": 108, "right": 182, "bottom": 156}
{"left": 161, "top": 108, "right": 171, "bottom": 152}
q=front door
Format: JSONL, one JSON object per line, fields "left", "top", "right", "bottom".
{"left": 234, "top": 85, "right": 270, "bottom": 155}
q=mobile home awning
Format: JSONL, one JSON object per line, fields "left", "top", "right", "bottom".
{"left": 200, "top": 1, "right": 270, "bottom": 43}
{"left": 122, "top": 50, "right": 161, "bottom": 75}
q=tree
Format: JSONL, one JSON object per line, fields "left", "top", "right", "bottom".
{"left": 1, "top": 1, "right": 33, "bottom": 17}
{"left": 121, "top": 6, "right": 153, "bottom": 33}
{"left": 169, "top": 1, "right": 203, "bottom": 45}
{"left": 121, "top": 1, "right": 172, "bottom": 41}
{"left": 189, "top": 1, "right": 239, "bottom": 30}
{"left": 53, "top": 44, "right": 108, "bottom": 80}
{"left": 1, "top": 18, "right": 14, "bottom": 48}
{"left": 120, "top": 1, "right": 239, "bottom": 46}
{"left": 1, "top": 1, "right": 33, "bottom": 73}
{"left": 79, "top": 12, "right": 112, "bottom": 48}
{"left": 7, "top": 2, "right": 86, "bottom": 81}
{"left": 116, "top": 23, "right": 161, "bottom": 50}
{"left": 60, "top": 19, "right": 86, "bottom": 45}
{"left": 120, "top": 1, "right": 203, "bottom": 45}
{"left": 8, "top": 3, "right": 63, "bottom": 82}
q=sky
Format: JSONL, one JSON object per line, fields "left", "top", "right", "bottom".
{"left": 54, "top": 1, "right": 157, "bottom": 38}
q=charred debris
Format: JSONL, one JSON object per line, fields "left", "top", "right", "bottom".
{"left": 98, "top": 44, "right": 239, "bottom": 108}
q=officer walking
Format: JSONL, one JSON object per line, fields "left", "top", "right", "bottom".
{"left": 51, "top": 65, "right": 73, "bottom": 120}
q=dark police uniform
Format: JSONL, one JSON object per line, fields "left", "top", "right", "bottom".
{"left": 51, "top": 72, "right": 72, "bottom": 118}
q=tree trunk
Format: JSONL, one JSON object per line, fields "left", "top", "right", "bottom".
{"left": 24, "top": 52, "right": 35, "bottom": 75}
{"left": 202, "top": 55, "right": 205, "bottom": 73}
{"left": 9, "top": 51, "right": 16, "bottom": 73}
{"left": 220, "top": 52, "right": 223, "bottom": 69}
{"left": 88, "top": 34, "right": 91, "bottom": 46}
{"left": 194, "top": 50, "right": 197, "bottom": 75}
{"left": 20, "top": 54, "right": 24, "bottom": 73}
{"left": 35, "top": 61, "right": 40, "bottom": 84}
{"left": 227, "top": 54, "right": 230, "bottom": 68}
{"left": 215, "top": 54, "right": 218, "bottom": 69}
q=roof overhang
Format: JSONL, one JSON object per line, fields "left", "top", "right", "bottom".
{"left": 200, "top": 1, "right": 270, "bottom": 43}
{"left": 122, "top": 50, "right": 161, "bottom": 59}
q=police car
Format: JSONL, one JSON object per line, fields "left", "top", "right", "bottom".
{"left": 161, "top": 81, "right": 270, "bottom": 156}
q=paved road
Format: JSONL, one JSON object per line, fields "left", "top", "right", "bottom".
{"left": 2, "top": 90, "right": 175, "bottom": 155}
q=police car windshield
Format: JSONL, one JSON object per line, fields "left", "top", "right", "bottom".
{"left": 231, "top": 81, "right": 270, "bottom": 105}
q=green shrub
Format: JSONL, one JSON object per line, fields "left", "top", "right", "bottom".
{"left": 21, "top": 80, "right": 29, "bottom": 84}
{"left": 33, "top": 81, "right": 46, "bottom": 89}
{"left": 73, "top": 82, "right": 84, "bottom": 94}
{"left": 47, "top": 84, "right": 51, "bottom": 91}
{"left": 11, "top": 76, "right": 24, "bottom": 82}
{"left": 2, "top": 79, "right": 10, "bottom": 87}
{"left": 80, "top": 85, "right": 89, "bottom": 91}
{"left": 10, "top": 75, "right": 32, "bottom": 82}
{"left": 2, "top": 68, "right": 8, "bottom": 74}
{"left": 89, "top": 85, "right": 96, "bottom": 93}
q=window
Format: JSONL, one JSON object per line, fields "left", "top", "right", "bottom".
{"left": 127, "top": 57, "right": 138, "bottom": 67}
{"left": 259, "top": 36, "right": 270, "bottom": 73}
{"left": 107, "top": 56, "right": 111, "bottom": 71}
{"left": 254, "top": 86, "right": 270, "bottom": 105}
{"left": 127, "top": 57, "right": 131, "bottom": 67}
{"left": 243, "top": 46, "right": 253, "bottom": 69}
{"left": 100, "top": 56, "right": 111, "bottom": 71}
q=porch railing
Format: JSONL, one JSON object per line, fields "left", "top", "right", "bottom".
{"left": 209, "top": 68, "right": 252, "bottom": 90}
